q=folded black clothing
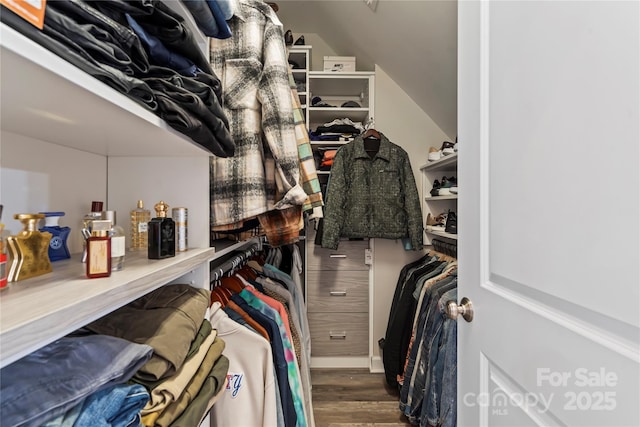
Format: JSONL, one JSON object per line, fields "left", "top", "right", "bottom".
{"left": 1, "top": 4, "right": 158, "bottom": 112}
{"left": 314, "top": 124, "right": 360, "bottom": 135}
{"left": 48, "top": 0, "right": 150, "bottom": 75}
{"left": 145, "top": 66, "right": 228, "bottom": 129}
{"left": 88, "top": 0, "right": 215, "bottom": 77}
{"left": 145, "top": 77, "right": 235, "bottom": 157}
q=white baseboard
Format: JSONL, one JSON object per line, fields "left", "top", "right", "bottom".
{"left": 310, "top": 356, "right": 369, "bottom": 369}
{"left": 370, "top": 355, "right": 384, "bottom": 373}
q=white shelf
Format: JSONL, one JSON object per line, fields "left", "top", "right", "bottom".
{"left": 309, "top": 107, "right": 371, "bottom": 124}
{"left": 0, "top": 248, "right": 216, "bottom": 368}
{"left": 426, "top": 230, "right": 458, "bottom": 240}
{"left": 425, "top": 195, "right": 458, "bottom": 201}
{"left": 0, "top": 23, "right": 211, "bottom": 157}
{"left": 309, "top": 71, "right": 375, "bottom": 96}
{"left": 420, "top": 153, "right": 458, "bottom": 172}
{"left": 310, "top": 140, "right": 351, "bottom": 146}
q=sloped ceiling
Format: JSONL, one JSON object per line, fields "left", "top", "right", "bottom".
{"left": 276, "top": 0, "right": 458, "bottom": 138}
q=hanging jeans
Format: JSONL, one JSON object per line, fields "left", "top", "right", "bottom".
{"left": 401, "top": 279, "right": 457, "bottom": 424}
{"left": 422, "top": 287, "right": 458, "bottom": 427}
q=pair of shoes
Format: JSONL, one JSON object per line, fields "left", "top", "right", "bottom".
{"left": 426, "top": 212, "right": 447, "bottom": 232}
{"left": 441, "top": 141, "right": 455, "bottom": 156}
{"left": 284, "top": 30, "right": 293, "bottom": 46}
{"left": 441, "top": 176, "right": 457, "bottom": 195}
{"left": 430, "top": 179, "right": 441, "bottom": 197}
{"left": 445, "top": 210, "right": 457, "bottom": 234}
{"left": 428, "top": 146, "right": 441, "bottom": 162}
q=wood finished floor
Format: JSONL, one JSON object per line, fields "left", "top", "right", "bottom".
{"left": 311, "top": 368, "right": 412, "bottom": 427}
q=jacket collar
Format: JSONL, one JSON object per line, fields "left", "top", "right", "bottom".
{"left": 354, "top": 133, "right": 391, "bottom": 162}
{"left": 233, "top": 0, "right": 246, "bottom": 22}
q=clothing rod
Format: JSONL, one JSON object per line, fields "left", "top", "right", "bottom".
{"left": 210, "top": 242, "right": 260, "bottom": 282}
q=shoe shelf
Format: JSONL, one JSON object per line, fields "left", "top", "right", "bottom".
{"left": 426, "top": 230, "right": 458, "bottom": 240}
{"left": 421, "top": 152, "right": 458, "bottom": 246}
{"left": 425, "top": 195, "right": 458, "bottom": 201}
{"left": 420, "top": 153, "right": 458, "bottom": 172}
{"left": 288, "top": 45, "right": 311, "bottom": 124}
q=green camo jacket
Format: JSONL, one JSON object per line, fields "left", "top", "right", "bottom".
{"left": 321, "top": 133, "right": 423, "bottom": 250}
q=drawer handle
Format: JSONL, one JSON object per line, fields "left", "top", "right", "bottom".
{"left": 329, "top": 290, "right": 347, "bottom": 296}
{"left": 329, "top": 254, "right": 347, "bottom": 258}
{"left": 329, "top": 331, "right": 347, "bottom": 339}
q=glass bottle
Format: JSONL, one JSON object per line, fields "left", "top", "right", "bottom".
{"left": 81, "top": 201, "right": 104, "bottom": 263}
{"left": 7, "top": 213, "right": 53, "bottom": 282}
{"left": 39, "top": 211, "right": 71, "bottom": 262}
{"left": 148, "top": 201, "right": 175, "bottom": 260}
{"left": 102, "top": 210, "right": 125, "bottom": 271}
{"left": 130, "top": 200, "right": 150, "bottom": 251}
{"left": 86, "top": 220, "right": 111, "bottom": 279}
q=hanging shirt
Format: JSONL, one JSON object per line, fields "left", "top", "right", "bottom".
{"left": 209, "top": 0, "right": 307, "bottom": 227}
{"left": 209, "top": 303, "right": 279, "bottom": 427}
{"left": 321, "top": 133, "right": 423, "bottom": 250}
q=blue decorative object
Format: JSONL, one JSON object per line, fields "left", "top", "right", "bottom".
{"left": 39, "top": 212, "right": 71, "bottom": 261}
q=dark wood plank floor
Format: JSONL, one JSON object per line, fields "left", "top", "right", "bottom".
{"left": 311, "top": 368, "right": 413, "bottom": 427}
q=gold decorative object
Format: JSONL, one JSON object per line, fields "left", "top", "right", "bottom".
{"left": 7, "top": 213, "right": 52, "bottom": 282}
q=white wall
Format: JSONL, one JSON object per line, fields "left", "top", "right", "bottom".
{"left": 0, "top": 131, "right": 107, "bottom": 254}
{"left": 369, "top": 64, "right": 451, "bottom": 371}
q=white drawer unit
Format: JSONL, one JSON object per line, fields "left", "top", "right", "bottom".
{"left": 306, "top": 224, "right": 370, "bottom": 366}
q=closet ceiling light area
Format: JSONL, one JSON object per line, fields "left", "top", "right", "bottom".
{"left": 277, "top": 0, "right": 458, "bottom": 138}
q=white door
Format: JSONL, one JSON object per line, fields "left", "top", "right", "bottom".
{"left": 457, "top": 1, "right": 639, "bottom": 426}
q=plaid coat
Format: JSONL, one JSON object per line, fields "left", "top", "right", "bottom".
{"left": 209, "top": 0, "right": 307, "bottom": 226}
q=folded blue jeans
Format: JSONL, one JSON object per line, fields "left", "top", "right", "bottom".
{"left": 73, "top": 383, "right": 149, "bottom": 427}
{"left": 0, "top": 335, "right": 152, "bottom": 427}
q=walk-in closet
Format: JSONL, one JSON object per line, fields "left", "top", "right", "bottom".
{"left": 1, "top": 1, "right": 638, "bottom": 427}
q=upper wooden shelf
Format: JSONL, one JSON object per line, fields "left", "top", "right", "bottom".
{"left": 0, "top": 24, "right": 212, "bottom": 157}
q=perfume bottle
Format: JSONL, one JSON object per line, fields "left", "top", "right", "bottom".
{"left": 39, "top": 212, "right": 71, "bottom": 262}
{"left": 7, "top": 213, "right": 53, "bottom": 282}
{"left": 81, "top": 201, "right": 104, "bottom": 263}
{"left": 102, "top": 211, "right": 125, "bottom": 271}
{"left": 86, "top": 220, "right": 111, "bottom": 278}
{"left": 148, "top": 201, "right": 175, "bottom": 259}
{"left": 130, "top": 200, "right": 150, "bottom": 251}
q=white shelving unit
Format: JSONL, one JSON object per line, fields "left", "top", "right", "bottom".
{"left": 308, "top": 71, "right": 375, "bottom": 130}
{"left": 420, "top": 153, "right": 458, "bottom": 244}
{"left": 0, "top": 15, "right": 252, "bottom": 426}
{"left": 288, "top": 45, "right": 311, "bottom": 114}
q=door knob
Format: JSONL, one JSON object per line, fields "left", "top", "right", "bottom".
{"left": 446, "top": 297, "right": 474, "bottom": 322}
